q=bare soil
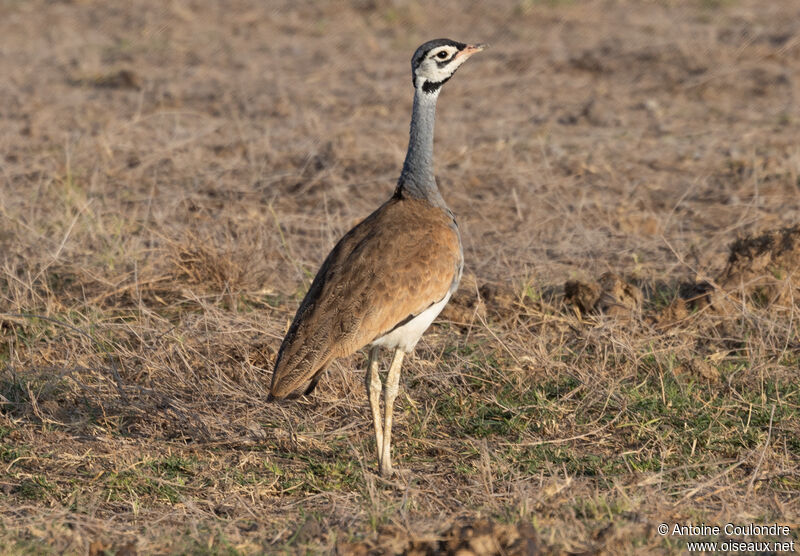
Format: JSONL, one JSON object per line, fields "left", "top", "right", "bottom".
{"left": 1, "top": 0, "right": 799, "bottom": 554}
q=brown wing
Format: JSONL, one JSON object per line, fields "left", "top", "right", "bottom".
{"left": 269, "top": 196, "right": 461, "bottom": 399}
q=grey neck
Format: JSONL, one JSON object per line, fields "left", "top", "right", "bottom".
{"left": 396, "top": 88, "right": 446, "bottom": 207}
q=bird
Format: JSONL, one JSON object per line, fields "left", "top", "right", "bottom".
{"left": 268, "top": 38, "right": 485, "bottom": 477}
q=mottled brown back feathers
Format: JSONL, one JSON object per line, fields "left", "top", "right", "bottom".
{"left": 269, "top": 196, "right": 461, "bottom": 399}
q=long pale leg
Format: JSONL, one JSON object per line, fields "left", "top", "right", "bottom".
{"left": 380, "top": 349, "right": 405, "bottom": 477}
{"left": 365, "top": 346, "right": 384, "bottom": 466}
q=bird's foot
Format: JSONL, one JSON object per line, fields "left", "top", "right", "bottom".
{"left": 379, "top": 463, "right": 411, "bottom": 479}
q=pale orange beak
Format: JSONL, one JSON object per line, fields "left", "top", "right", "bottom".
{"left": 457, "top": 43, "right": 488, "bottom": 59}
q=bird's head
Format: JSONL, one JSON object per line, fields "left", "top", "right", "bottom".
{"left": 411, "top": 38, "right": 486, "bottom": 95}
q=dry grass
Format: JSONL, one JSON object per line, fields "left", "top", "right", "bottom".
{"left": 1, "top": 0, "right": 799, "bottom": 553}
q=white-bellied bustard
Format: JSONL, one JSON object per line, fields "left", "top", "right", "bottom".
{"left": 268, "top": 39, "right": 485, "bottom": 477}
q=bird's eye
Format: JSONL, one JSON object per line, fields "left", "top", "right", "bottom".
{"left": 436, "top": 51, "right": 449, "bottom": 59}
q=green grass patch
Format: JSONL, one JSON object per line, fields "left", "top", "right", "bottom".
{"left": 16, "top": 475, "right": 55, "bottom": 501}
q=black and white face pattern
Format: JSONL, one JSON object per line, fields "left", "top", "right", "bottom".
{"left": 411, "top": 38, "right": 479, "bottom": 94}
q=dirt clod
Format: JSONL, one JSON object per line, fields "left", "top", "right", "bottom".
{"left": 441, "top": 518, "right": 540, "bottom": 556}
{"left": 678, "top": 281, "right": 717, "bottom": 312}
{"left": 564, "top": 280, "right": 602, "bottom": 314}
{"left": 653, "top": 297, "right": 689, "bottom": 328}
{"left": 343, "top": 517, "right": 541, "bottom": 555}
{"left": 717, "top": 224, "right": 800, "bottom": 307}
{"left": 597, "top": 272, "right": 643, "bottom": 316}
{"left": 478, "top": 283, "right": 519, "bottom": 318}
{"left": 670, "top": 225, "right": 800, "bottom": 317}
{"left": 565, "top": 272, "right": 642, "bottom": 318}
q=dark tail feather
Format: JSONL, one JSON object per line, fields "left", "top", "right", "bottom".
{"left": 303, "top": 373, "right": 322, "bottom": 396}
{"left": 267, "top": 371, "right": 324, "bottom": 402}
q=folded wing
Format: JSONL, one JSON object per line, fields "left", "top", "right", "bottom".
{"left": 269, "top": 196, "right": 461, "bottom": 399}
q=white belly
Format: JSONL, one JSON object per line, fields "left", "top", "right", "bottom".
{"left": 371, "top": 292, "right": 452, "bottom": 353}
